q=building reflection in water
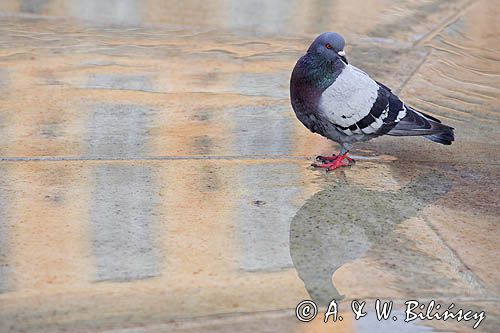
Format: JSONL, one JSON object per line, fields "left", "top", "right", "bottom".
{"left": 237, "top": 163, "right": 302, "bottom": 271}
{"left": 70, "top": 0, "right": 141, "bottom": 26}
{"left": 0, "top": 170, "right": 9, "bottom": 293}
{"left": 20, "top": 0, "right": 48, "bottom": 13}
{"left": 7, "top": 0, "right": 388, "bottom": 36}
{"left": 231, "top": 102, "right": 303, "bottom": 272}
{"left": 87, "top": 103, "right": 160, "bottom": 282}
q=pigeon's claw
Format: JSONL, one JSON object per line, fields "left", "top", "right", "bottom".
{"left": 344, "top": 155, "right": 355, "bottom": 164}
{"left": 315, "top": 154, "right": 356, "bottom": 164}
{"left": 311, "top": 153, "right": 355, "bottom": 171}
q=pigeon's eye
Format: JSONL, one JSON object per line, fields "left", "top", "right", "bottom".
{"left": 325, "top": 43, "right": 333, "bottom": 49}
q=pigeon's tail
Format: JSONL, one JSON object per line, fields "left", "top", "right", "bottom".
{"left": 424, "top": 131, "right": 455, "bottom": 145}
{"left": 387, "top": 106, "right": 454, "bottom": 145}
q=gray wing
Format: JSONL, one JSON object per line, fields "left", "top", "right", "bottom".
{"left": 330, "top": 83, "right": 407, "bottom": 137}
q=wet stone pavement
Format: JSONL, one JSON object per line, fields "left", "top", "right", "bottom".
{"left": 0, "top": 0, "right": 499, "bottom": 332}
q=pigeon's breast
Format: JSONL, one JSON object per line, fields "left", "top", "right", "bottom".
{"left": 317, "top": 65, "right": 379, "bottom": 128}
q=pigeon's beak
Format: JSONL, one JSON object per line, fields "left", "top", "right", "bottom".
{"left": 338, "top": 50, "right": 348, "bottom": 64}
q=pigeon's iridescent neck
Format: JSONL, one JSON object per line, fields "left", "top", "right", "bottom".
{"left": 297, "top": 52, "right": 345, "bottom": 91}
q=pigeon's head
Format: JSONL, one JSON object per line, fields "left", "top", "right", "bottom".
{"left": 307, "top": 32, "right": 348, "bottom": 65}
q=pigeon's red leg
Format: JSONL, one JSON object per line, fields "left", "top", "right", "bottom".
{"left": 311, "top": 152, "right": 354, "bottom": 171}
{"left": 316, "top": 154, "right": 355, "bottom": 163}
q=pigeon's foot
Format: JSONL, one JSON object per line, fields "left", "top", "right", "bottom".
{"left": 315, "top": 154, "right": 355, "bottom": 164}
{"left": 311, "top": 153, "right": 355, "bottom": 171}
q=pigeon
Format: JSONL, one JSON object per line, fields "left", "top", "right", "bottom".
{"left": 290, "top": 32, "right": 454, "bottom": 171}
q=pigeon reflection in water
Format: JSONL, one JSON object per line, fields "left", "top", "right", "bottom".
{"left": 289, "top": 173, "right": 452, "bottom": 306}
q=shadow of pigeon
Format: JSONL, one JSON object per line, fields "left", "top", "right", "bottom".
{"left": 289, "top": 172, "right": 452, "bottom": 306}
